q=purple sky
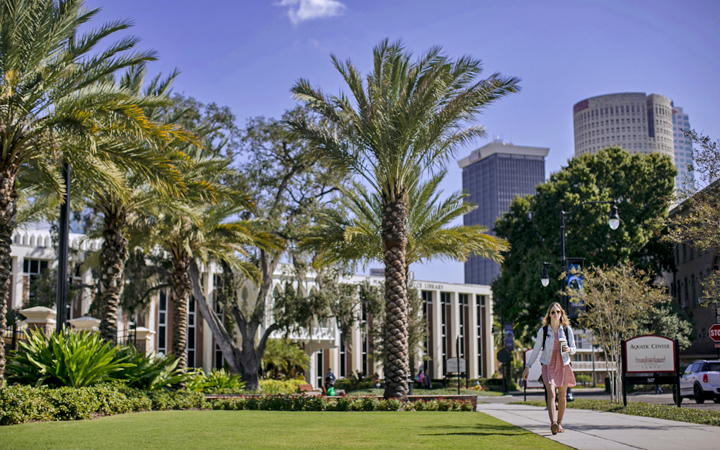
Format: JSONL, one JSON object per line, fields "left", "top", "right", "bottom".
{"left": 87, "top": 0, "right": 720, "bottom": 284}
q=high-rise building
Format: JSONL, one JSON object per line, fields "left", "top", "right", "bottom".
{"left": 458, "top": 140, "right": 548, "bottom": 285}
{"left": 572, "top": 93, "right": 675, "bottom": 162}
{"left": 672, "top": 106, "right": 694, "bottom": 187}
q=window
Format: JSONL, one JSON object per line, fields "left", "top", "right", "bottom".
{"left": 458, "top": 294, "right": 468, "bottom": 359}
{"left": 316, "top": 351, "right": 323, "bottom": 388}
{"left": 187, "top": 297, "right": 196, "bottom": 368}
{"left": 214, "top": 299, "right": 224, "bottom": 370}
{"left": 476, "top": 295, "right": 485, "bottom": 376}
{"left": 440, "top": 292, "right": 450, "bottom": 375}
{"left": 157, "top": 290, "right": 168, "bottom": 355}
{"left": 339, "top": 338, "right": 346, "bottom": 378}
{"left": 24, "top": 259, "right": 49, "bottom": 299}
{"left": 361, "top": 306, "right": 368, "bottom": 375}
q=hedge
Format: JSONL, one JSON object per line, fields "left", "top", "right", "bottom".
{"left": 211, "top": 396, "right": 474, "bottom": 412}
{"left": 1, "top": 385, "right": 473, "bottom": 425}
{"left": 0, "top": 384, "right": 206, "bottom": 425}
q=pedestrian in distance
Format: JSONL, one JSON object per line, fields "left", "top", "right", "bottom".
{"left": 522, "top": 302, "right": 577, "bottom": 435}
{"left": 325, "top": 368, "right": 336, "bottom": 388}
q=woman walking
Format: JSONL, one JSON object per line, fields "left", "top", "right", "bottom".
{"left": 522, "top": 302, "right": 577, "bottom": 435}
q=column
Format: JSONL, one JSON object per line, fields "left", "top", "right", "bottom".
{"left": 431, "top": 289, "right": 442, "bottom": 379}
{"left": 11, "top": 256, "right": 23, "bottom": 310}
{"left": 485, "top": 293, "right": 495, "bottom": 376}
{"left": 202, "top": 263, "right": 215, "bottom": 373}
{"left": 468, "top": 293, "right": 478, "bottom": 379}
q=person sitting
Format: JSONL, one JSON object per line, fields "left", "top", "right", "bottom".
{"left": 373, "top": 372, "right": 381, "bottom": 389}
{"left": 325, "top": 368, "right": 336, "bottom": 387}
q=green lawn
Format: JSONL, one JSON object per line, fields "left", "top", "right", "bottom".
{"left": 0, "top": 411, "right": 569, "bottom": 450}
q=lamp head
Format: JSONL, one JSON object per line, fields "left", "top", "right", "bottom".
{"left": 541, "top": 265, "right": 549, "bottom": 287}
{"left": 608, "top": 204, "right": 620, "bottom": 230}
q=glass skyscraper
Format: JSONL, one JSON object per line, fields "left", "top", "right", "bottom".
{"left": 458, "top": 140, "right": 548, "bottom": 285}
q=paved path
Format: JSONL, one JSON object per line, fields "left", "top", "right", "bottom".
{"left": 477, "top": 398, "right": 720, "bottom": 450}
{"left": 514, "top": 387, "right": 720, "bottom": 411}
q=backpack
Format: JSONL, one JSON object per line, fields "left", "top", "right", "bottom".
{"left": 541, "top": 325, "right": 569, "bottom": 351}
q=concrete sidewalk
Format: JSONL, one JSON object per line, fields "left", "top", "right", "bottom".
{"left": 477, "top": 400, "right": 720, "bottom": 450}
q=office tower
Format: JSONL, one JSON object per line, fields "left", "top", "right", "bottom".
{"left": 572, "top": 93, "right": 674, "bottom": 162}
{"left": 672, "top": 106, "right": 694, "bottom": 187}
{"left": 458, "top": 140, "right": 548, "bottom": 285}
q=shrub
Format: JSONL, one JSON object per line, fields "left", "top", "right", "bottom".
{"left": 576, "top": 374, "right": 592, "bottom": 387}
{"left": 335, "top": 378, "right": 373, "bottom": 391}
{"left": 113, "top": 348, "right": 189, "bottom": 390}
{"left": 0, "top": 384, "right": 154, "bottom": 425}
{"left": 6, "top": 329, "right": 132, "bottom": 387}
{"left": 259, "top": 378, "right": 305, "bottom": 395}
{"left": 186, "top": 369, "right": 246, "bottom": 393}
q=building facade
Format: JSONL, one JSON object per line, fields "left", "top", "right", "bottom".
{"left": 572, "top": 92, "right": 675, "bottom": 162}
{"left": 6, "top": 228, "right": 496, "bottom": 388}
{"left": 672, "top": 106, "right": 694, "bottom": 187}
{"left": 663, "top": 204, "right": 719, "bottom": 366}
{"left": 458, "top": 140, "right": 548, "bottom": 285}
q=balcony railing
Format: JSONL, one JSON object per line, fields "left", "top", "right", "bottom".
{"left": 571, "top": 361, "right": 616, "bottom": 372}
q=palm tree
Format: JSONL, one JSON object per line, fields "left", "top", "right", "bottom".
{"left": 303, "top": 170, "right": 509, "bottom": 271}
{"left": 290, "top": 39, "right": 519, "bottom": 398}
{"left": 0, "top": 0, "right": 180, "bottom": 384}
{"left": 86, "top": 64, "right": 189, "bottom": 344}
{"left": 149, "top": 200, "right": 281, "bottom": 372}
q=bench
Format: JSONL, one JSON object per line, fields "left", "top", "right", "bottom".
{"left": 298, "top": 384, "right": 323, "bottom": 396}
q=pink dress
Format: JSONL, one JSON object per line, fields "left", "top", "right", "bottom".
{"left": 541, "top": 331, "right": 576, "bottom": 388}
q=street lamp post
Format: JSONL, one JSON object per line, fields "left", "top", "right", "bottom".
{"left": 540, "top": 200, "right": 620, "bottom": 402}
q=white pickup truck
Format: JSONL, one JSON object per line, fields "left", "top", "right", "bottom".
{"left": 676, "top": 360, "right": 720, "bottom": 404}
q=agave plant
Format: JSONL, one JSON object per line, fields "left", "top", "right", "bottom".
{"left": 112, "top": 346, "right": 189, "bottom": 390}
{"left": 186, "top": 368, "right": 245, "bottom": 393}
{"left": 6, "top": 329, "right": 133, "bottom": 387}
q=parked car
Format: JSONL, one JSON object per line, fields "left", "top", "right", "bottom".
{"left": 676, "top": 360, "right": 720, "bottom": 404}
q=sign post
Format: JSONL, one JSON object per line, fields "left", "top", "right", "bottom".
{"left": 710, "top": 324, "right": 720, "bottom": 358}
{"left": 622, "top": 335, "right": 680, "bottom": 408}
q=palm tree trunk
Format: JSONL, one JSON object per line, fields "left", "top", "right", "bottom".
{"left": 98, "top": 211, "right": 128, "bottom": 344}
{"left": 0, "top": 163, "right": 19, "bottom": 385}
{"left": 382, "top": 197, "right": 410, "bottom": 399}
{"left": 171, "top": 254, "right": 191, "bottom": 371}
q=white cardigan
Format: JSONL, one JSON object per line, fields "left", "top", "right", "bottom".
{"left": 525, "top": 325, "right": 577, "bottom": 367}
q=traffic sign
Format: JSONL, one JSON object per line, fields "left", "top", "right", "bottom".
{"left": 710, "top": 324, "right": 720, "bottom": 343}
{"left": 497, "top": 348, "right": 512, "bottom": 364}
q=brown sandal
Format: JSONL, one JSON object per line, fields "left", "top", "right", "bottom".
{"left": 551, "top": 422, "right": 559, "bottom": 435}
{"left": 557, "top": 420, "right": 564, "bottom": 433}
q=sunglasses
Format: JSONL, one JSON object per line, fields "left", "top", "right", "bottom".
{"left": 550, "top": 311, "right": 562, "bottom": 315}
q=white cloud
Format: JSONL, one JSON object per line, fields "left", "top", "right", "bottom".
{"left": 278, "top": 0, "right": 346, "bottom": 25}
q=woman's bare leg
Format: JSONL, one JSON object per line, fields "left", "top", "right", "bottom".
{"left": 545, "top": 382, "right": 557, "bottom": 423}
{"left": 557, "top": 386, "right": 568, "bottom": 423}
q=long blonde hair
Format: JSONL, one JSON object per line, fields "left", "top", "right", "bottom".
{"left": 542, "top": 302, "right": 570, "bottom": 327}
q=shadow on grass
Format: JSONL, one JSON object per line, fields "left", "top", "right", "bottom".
{"left": 421, "top": 423, "right": 531, "bottom": 437}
